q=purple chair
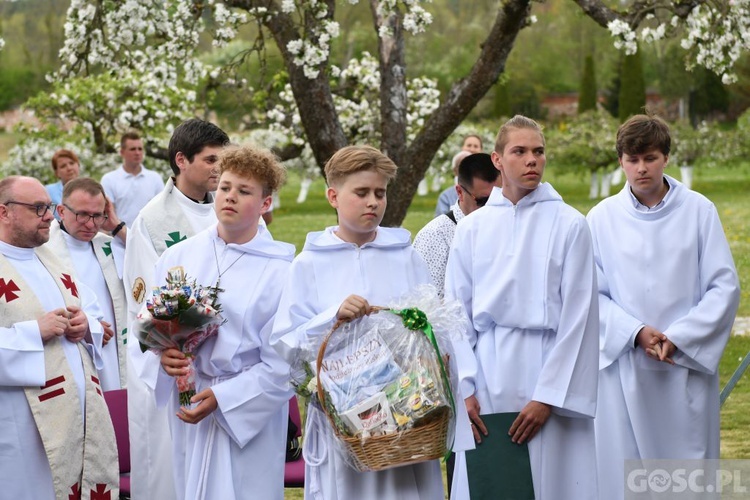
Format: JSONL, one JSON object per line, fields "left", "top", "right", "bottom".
{"left": 284, "top": 396, "right": 305, "bottom": 488}
{"left": 103, "top": 389, "right": 131, "bottom": 498}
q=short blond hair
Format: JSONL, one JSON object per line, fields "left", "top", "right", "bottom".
{"left": 218, "top": 144, "right": 286, "bottom": 196}
{"left": 324, "top": 145, "right": 397, "bottom": 187}
{"left": 494, "top": 115, "right": 545, "bottom": 154}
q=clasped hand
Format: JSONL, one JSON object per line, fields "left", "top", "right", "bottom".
{"left": 336, "top": 294, "right": 373, "bottom": 321}
{"left": 636, "top": 326, "right": 676, "bottom": 365}
{"left": 38, "top": 306, "right": 88, "bottom": 343}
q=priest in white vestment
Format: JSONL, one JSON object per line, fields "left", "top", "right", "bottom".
{"left": 152, "top": 145, "right": 294, "bottom": 499}
{"left": 48, "top": 177, "right": 129, "bottom": 391}
{"left": 123, "top": 119, "right": 231, "bottom": 500}
{"left": 446, "top": 116, "right": 599, "bottom": 499}
{"left": 587, "top": 115, "right": 741, "bottom": 500}
{"left": 0, "top": 176, "right": 118, "bottom": 500}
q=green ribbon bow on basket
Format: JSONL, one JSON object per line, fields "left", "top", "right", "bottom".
{"left": 390, "top": 307, "right": 456, "bottom": 461}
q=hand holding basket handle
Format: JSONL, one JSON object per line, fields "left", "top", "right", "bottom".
{"left": 335, "top": 294, "right": 375, "bottom": 322}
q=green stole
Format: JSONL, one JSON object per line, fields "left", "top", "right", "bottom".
{"left": 141, "top": 177, "right": 210, "bottom": 255}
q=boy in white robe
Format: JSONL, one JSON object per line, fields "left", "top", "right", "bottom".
{"left": 124, "top": 118, "right": 230, "bottom": 500}
{"left": 445, "top": 115, "right": 600, "bottom": 499}
{"left": 155, "top": 144, "right": 295, "bottom": 500}
{"left": 271, "top": 145, "right": 453, "bottom": 500}
{"left": 587, "top": 114, "right": 740, "bottom": 499}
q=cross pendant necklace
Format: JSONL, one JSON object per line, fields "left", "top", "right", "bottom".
{"left": 212, "top": 241, "right": 245, "bottom": 294}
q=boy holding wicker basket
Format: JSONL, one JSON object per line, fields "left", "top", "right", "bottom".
{"left": 271, "top": 145, "right": 471, "bottom": 500}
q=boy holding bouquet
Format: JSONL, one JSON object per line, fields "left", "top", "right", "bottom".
{"left": 152, "top": 144, "right": 295, "bottom": 500}
{"left": 271, "top": 145, "right": 470, "bottom": 500}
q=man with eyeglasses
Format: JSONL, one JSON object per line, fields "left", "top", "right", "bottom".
{"left": 47, "top": 177, "right": 129, "bottom": 392}
{"left": 415, "top": 153, "right": 499, "bottom": 295}
{"left": 0, "top": 176, "right": 118, "bottom": 499}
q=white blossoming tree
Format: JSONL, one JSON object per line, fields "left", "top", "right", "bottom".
{"left": 10, "top": 0, "right": 750, "bottom": 225}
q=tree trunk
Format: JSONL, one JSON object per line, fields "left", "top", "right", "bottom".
{"left": 241, "top": 0, "right": 532, "bottom": 226}
{"left": 248, "top": 0, "right": 349, "bottom": 168}
{"left": 600, "top": 170, "right": 611, "bottom": 198}
{"left": 382, "top": 0, "right": 532, "bottom": 226}
{"left": 589, "top": 170, "right": 600, "bottom": 199}
{"left": 680, "top": 165, "right": 694, "bottom": 189}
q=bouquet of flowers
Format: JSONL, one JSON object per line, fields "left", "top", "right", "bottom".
{"left": 291, "top": 285, "right": 467, "bottom": 472}
{"left": 134, "top": 266, "right": 225, "bottom": 406}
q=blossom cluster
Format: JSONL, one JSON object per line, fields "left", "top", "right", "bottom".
{"left": 607, "top": 1, "right": 750, "bottom": 83}
{"left": 680, "top": 1, "right": 750, "bottom": 84}
{"left": 1, "top": 134, "right": 121, "bottom": 184}
{"left": 266, "top": 52, "right": 440, "bottom": 154}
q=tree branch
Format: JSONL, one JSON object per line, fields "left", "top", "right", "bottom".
{"left": 227, "top": 0, "right": 348, "bottom": 169}
{"left": 382, "top": 0, "right": 533, "bottom": 226}
{"left": 370, "top": 0, "right": 408, "bottom": 167}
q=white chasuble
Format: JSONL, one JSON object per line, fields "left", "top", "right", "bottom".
{"left": 48, "top": 220, "right": 128, "bottom": 390}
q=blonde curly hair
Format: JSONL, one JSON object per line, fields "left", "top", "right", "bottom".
{"left": 218, "top": 144, "right": 287, "bottom": 196}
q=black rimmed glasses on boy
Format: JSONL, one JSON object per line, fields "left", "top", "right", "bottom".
{"left": 63, "top": 204, "right": 108, "bottom": 224}
{"left": 458, "top": 185, "right": 490, "bottom": 207}
{"left": 3, "top": 201, "right": 56, "bottom": 217}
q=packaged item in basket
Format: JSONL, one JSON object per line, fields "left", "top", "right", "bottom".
{"left": 385, "top": 360, "right": 448, "bottom": 428}
{"left": 340, "top": 392, "right": 397, "bottom": 437}
{"left": 317, "top": 328, "right": 403, "bottom": 412}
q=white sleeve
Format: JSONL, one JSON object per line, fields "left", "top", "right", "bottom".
{"left": 123, "top": 216, "right": 162, "bottom": 386}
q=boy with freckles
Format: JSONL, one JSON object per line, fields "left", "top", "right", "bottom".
{"left": 588, "top": 114, "right": 740, "bottom": 499}
{"left": 271, "top": 145, "right": 462, "bottom": 499}
{"left": 154, "top": 144, "right": 295, "bottom": 500}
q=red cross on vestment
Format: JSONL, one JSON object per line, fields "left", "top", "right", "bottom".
{"left": 91, "top": 483, "right": 112, "bottom": 500}
{"left": 60, "top": 273, "right": 79, "bottom": 298}
{"left": 0, "top": 278, "right": 20, "bottom": 302}
{"left": 68, "top": 482, "right": 81, "bottom": 500}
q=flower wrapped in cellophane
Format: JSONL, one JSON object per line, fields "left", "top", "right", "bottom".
{"left": 290, "top": 285, "right": 467, "bottom": 472}
{"left": 134, "top": 266, "right": 225, "bottom": 406}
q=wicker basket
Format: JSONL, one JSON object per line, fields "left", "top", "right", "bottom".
{"left": 315, "top": 310, "right": 452, "bottom": 472}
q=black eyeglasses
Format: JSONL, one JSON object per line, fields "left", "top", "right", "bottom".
{"left": 459, "top": 185, "right": 489, "bottom": 207}
{"left": 4, "top": 201, "right": 56, "bottom": 217}
{"left": 63, "top": 204, "right": 108, "bottom": 224}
